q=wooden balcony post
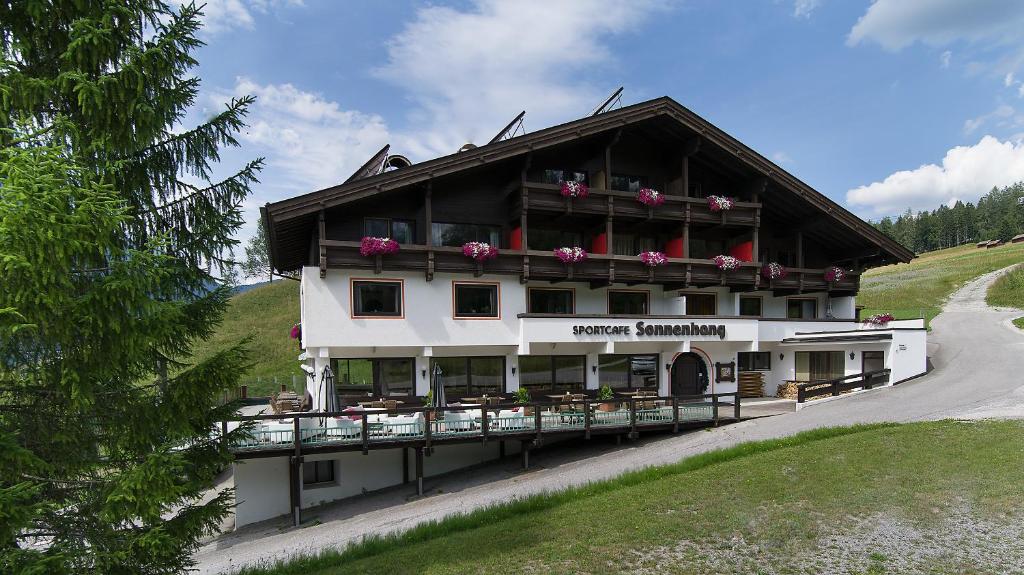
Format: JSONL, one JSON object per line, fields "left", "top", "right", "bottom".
{"left": 481, "top": 407, "right": 489, "bottom": 444}
{"left": 671, "top": 396, "right": 679, "bottom": 433}
{"left": 712, "top": 395, "right": 719, "bottom": 426}
{"left": 734, "top": 394, "right": 741, "bottom": 420}
{"left": 584, "top": 400, "right": 591, "bottom": 440}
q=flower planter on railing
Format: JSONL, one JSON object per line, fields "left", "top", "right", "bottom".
{"left": 554, "top": 246, "right": 587, "bottom": 279}
{"left": 560, "top": 181, "right": 589, "bottom": 199}
{"left": 708, "top": 195, "right": 735, "bottom": 212}
{"left": 360, "top": 236, "right": 400, "bottom": 274}
{"left": 824, "top": 266, "right": 846, "bottom": 283}
{"left": 761, "top": 262, "right": 786, "bottom": 287}
{"left": 636, "top": 188, "right": 665, "bottom": 207}
{"left": 863, "top": 313, "right": 894, "bottom": 326}
{"left": 462, "top": 241, "right": 498, "bottom": 275}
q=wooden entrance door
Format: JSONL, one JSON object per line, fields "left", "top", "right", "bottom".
{"left": 671, "top": 353, "right": 708, "bottom": 396}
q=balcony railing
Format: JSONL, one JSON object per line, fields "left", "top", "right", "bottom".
{"left": 522, "top": 182, "right": 760, "bottom": 226}
{"left": 319, "top": 240, "right": 859, "bottom": 293}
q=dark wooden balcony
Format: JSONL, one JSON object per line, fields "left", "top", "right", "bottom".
{"left": 521, "top": 182, "right": 760, "bottom": 227}
{"left": 319, "top": 240, "right": 859, "bottom": 294}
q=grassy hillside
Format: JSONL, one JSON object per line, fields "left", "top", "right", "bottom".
{"left": 204, "top": 279, "right": 303, "bottom": 397}
{"left": 240, "top": 420, "right": 1024, "bottom": 575}
{"left": 986, "top": 263, "right": 1024, "bottom": 329}
{"left": 859, "top": 242, "right": 1024, "bottom": 326}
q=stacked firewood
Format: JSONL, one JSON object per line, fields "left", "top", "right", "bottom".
{"left": 775, "top": 382, "right": 799, "bottom": 400}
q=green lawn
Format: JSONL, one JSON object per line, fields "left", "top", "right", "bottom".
{"left": 237, "top": 420, "right": 1024, "bottom": 575}
{"left": 199, "top": 280, "right": 303, "bottom": 396}
{"left": 985, "top": 264, "right": 1024, "bottom": 331}
{"left": 859, "top": 242, "right": 1024, "bottom": 326}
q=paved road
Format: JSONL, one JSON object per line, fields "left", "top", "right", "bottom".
{"left": 195, "top": 266, "right": 1024, "bottom": 575}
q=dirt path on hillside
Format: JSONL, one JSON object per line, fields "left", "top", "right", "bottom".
{"left": 194, "top": 265, "right": 1024, "bottom": 575}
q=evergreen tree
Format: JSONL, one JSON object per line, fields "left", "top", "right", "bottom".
{"left": 242, "top": 219, "right": 273, "bottom": 283}
{"left": 1, "top": 2, "right": 260, "bottom": 573}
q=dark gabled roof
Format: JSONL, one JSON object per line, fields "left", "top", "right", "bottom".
{"left": 263, "top": 96, "right": 914, "bottom": 271}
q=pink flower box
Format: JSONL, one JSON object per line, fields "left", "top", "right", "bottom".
{"left": 639, "top": 251, "right": 668, "bottom": 267}
{"left": 713, "top": 254, "right": 742, "bottom": 271}
{"left": 824, "top": 266, "right": 846, "bottom": 282}
{"left": 636, "top": 188, "right": 665, "bottom": 207}
{"left": 360, "top": 236, "right": 400, "bottom": 256}
{"left": 708, "top": 195, "right": 735, "bottom": 211}
{"left": 761, "top": 262, "right": 787, "bottom": 280}
{"left": 554, "top": 247, "right": 587, "bottom": 263}
{"left": 462, "top": 242, "right": 498, "bottom": 261}
{"left": 863, "top": 313, "right": 894, "bottom": 326}
{"left": 560, "top": 181, "right": 589, "bottom": 198}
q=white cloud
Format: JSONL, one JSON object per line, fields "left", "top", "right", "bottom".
{"left": 176, "top": 0, "right": 304, "bottom": 35}
{"left": 963, "top": 104, "right": 1016, "bottom": 134}
{"left": 847, "top": 0, "right": 1024, "bottom": 50}
{"left": 846, "top": 135, "right": 1024, "bottom": 216}
{"left": 772, "top": 151, "right": 794, "bottom": 164}
{"left": 1005, "top": 72, "right": 1016, "bottom": 87}
{"left": 213, "top": 77, "right": 391, "bottom": 191}
{"left": 793, "top": 0, "right": 821, "bottom": 19}
{"left": 940, "top": 50, "right": 952, "bottom": 68}
{"left": 374, "top": 0, "right": 667, "bottom": 159}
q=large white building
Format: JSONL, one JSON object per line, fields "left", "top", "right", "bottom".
{"left": 235, "top": 96, "right": 926, "bottom": 528}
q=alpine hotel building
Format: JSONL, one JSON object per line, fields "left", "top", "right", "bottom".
{"left": 242, "top": 96, "right": 927, "bottom": 527}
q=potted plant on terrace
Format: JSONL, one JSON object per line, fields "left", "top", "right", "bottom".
{"left": 512, "top": 387, "right": 533, "bottom": 416}
{"left": 596, "top": 384, "right": 617, "bottom": 412}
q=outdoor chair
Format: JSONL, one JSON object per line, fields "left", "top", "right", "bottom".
{"left": 496, "top": 407, "right": 529, "bottom": 430}
{"left": 324, "top": 416, "right": 361, "bottom": 439}
{"left": 444, "top": 410, "right": 475, "bottom": 432}
{"left": 383, "top": 412, "right": 424, "bottom": 436}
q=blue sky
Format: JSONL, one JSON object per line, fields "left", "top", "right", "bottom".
{"left": 185, "top": 0, "right": 1024, "bottom": 254}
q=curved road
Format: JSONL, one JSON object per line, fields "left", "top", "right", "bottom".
{"left": 196, "top": 266, "right": 1024, "bottom": 575}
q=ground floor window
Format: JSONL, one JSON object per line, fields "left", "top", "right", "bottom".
{"left": 598, "top": 354, "right": 659, "bottom": 390}
{"left": 431, "top": 356, "right": 505, "bottom": 398}
{"left": 795, "top": 351, "right": 844, "bottom": 381}
{"left": 332, "top": 358, "right": 415, "bottom": 397}
{"left": 738, "top": 351, "right": 771, "bottom": 371}
{"left": 518, "top": 356, "right": 586, "bottom": 394}
{"left": 862, "top": 350, "right": 884, "bottom": 373}
{"left": 302, "top": 460, "right": 334, "bottom": 486}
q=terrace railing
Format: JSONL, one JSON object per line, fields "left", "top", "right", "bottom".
{"left": 221, "top": 392, "right": 741, "bottom": 456}
{"left": 795, "top": 369, "right": 891, "bottom": 403}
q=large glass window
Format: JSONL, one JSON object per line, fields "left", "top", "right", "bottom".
{"left": 738, "top": 352, "right": 771, "bottom": 371}
{"left": 739, "top": 296, "right": 762, "bottom": 317}
{"left": 787, "top": 298, "right": 818, "bottom": 319}
{"left": 598, "top": 354, "right": 659, "bottom": 390}
{"left": 610, "top": 173, "right": 648, "bottom": 193}
{"left": 528, "top": 288, "right": 574, "bottom": 314}
{"left": 795, "top": 351, "right": 844, "bottom": 381}
{"left": 302, "top": 460, "right": 334, "bottom": 486}
{"left": 332, "top": 358, "right": 414, "bottom": 397}
{"left": 608, "top": 290, "right": 649, "bottom": 314}
{"left": 684, "top": 293, "right": 717, "bottom": 315}
{"left": 518, "top": 356, "right": 585, "bottom": 394}
{"left": 431, "top": 357, "right": 506, "bottom": 398}
{"left": 612, "top": 234, "right": 657, "bottom": 256}
{"left": 542, "top": 169, "right": 588, "bottom": 185}
{"left": 528, "top": 228, "right": 583, "bottom": 251}
{"left": 352, "top": 280, "right": 402, "bottom": 317}
{"left": 431, "top": 222, "right": 501, "bottom": 247}
{"left": 454, "top": 283, "right": 499, "bottom": 318}
{"left": 364, "top": 217, "right": 415, "bottom": 244}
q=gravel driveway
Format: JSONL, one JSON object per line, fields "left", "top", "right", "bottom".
{"left": 194, "top": 265, "right": 1024, "bottom": 575}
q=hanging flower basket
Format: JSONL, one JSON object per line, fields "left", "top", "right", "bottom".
{"left": 289, "top": 323, "right": 301, "bottom": 340}
{"left": 462, "top": 242, "right": 498, "bottom": 261}
{"left": 639, "top": 251, "right": 668, "bottom": 267}
{"left": 554, "top": 246, "right": 587, "bottom": 264}
{"left": 824, "top": 266, "right": 846, "bottom": 282}
{"left": 708, "top": 195, "right": 735, "bottom": 211}
{"left": 360, "top": 236, "right": 400, "bottom": 256}
{"left": 713, "top": 255, "right": 742, "bottom": 271}
{"left": 761, "top": 262, "right": 787, "bottom": 280}
{"left": 636, "top": 188, "right": 665, "bottom": 207}
{"left": 863, "top": 313, "right": 894, "bottom": 326}
{"left": 560, "top": 181, "right": 589, "bottom": 199}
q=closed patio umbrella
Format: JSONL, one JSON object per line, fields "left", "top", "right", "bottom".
{"left": 321, "top": 364, "right": 337, "bottom": 412}
{"left": 431, "top": 362, "right": 445, "bottom": 414}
